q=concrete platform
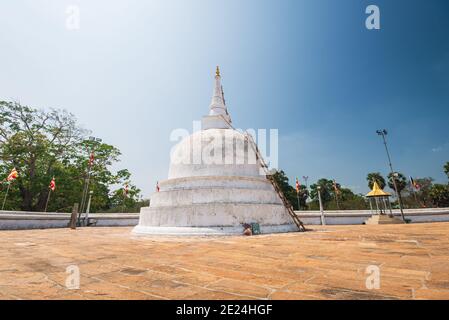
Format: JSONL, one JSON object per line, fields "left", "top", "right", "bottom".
{"left": 365, "top": 215, "right": 406, "bottom": 225}
{"left": 1, "top": 223, "right": 449, "bottom": 300}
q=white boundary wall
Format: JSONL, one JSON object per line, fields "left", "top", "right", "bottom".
{"left": 0, "top": 211, "right": 139, "bottom": 230}
{"left": 296, "top": 208, "right": 449, "bottom": 225}
{"left": 1, "top": 208, "right": 449, "bottom": 230}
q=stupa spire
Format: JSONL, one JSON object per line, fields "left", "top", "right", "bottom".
{"left": 201, "top": 66, "right": 232, "bottom": 129}
{"left": 209, "top": 66, "right": 230, "bottom": 123}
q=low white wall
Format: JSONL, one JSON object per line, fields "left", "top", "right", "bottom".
{"left": 1, "top": 208, "right": 449, "bottom": 230}
{"left": 0, "top": 211, "right": 139, "bottom": 230}
{"left": 296, "top": 208, "right": 449, "bottom": 225}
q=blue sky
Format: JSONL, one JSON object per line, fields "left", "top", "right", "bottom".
{"left": 1, "top": 0, "right": 448, "bottom": 196}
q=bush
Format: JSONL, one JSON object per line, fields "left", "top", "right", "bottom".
{"left": 429, "top": 184, "right": 449, "bottom": 207}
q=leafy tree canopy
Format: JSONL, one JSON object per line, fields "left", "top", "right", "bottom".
{"left": 387, "top": 172, "right": 407, "bottom": 194}
{"left": 366, "top": 172, "right": 386, "bottom": 190}
{"left": 0, "top": 101, "right": 142, "bottom": 212}
{"left": 429, "top": 184, "right": 449, "bottom": 208}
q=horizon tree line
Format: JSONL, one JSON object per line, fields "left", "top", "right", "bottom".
{"left": 273, "top": 163, "right": 449, "bottom": 211}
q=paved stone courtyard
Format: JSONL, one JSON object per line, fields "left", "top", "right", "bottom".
{"left": 1, "top": 222, "right": 449, "bottom": 300}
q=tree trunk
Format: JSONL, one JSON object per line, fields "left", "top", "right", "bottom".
{"left": 20, "top": 188, "right": 33, "bottom": 211}
{"left": 35, "top": 190, "right": 47, "bottom": 211}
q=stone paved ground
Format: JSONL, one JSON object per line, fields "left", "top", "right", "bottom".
{"left": 0, "top": 223, "right": 449, "bottom": 300}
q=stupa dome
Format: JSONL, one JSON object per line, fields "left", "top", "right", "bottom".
{"left": 168, "top": 128, "right": 261, "bottom": 180}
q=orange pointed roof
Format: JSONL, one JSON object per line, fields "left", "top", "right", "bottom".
{"left": 366, "top": 181, "right": 391, "bottom": 197}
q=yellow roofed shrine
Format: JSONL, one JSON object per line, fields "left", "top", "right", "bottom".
{"left": 366, "top": 181, "right": 391, "bottom": 197}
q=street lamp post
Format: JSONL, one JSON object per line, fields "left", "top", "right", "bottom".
{"left": 317, "top": 186, "right": 326, "bottom": 225}
{"left": 376, "top": 130, "right": 406, "bottom": 222}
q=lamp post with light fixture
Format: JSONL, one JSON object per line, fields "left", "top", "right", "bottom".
{"left": 376, "top": 129, "right": 406, "bottom": 222}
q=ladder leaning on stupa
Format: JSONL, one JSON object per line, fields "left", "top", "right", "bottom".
{"left": 219, "top": 115, "right": 307, "bottom": 232}
{"left": 245, "top": 133, "right": 307, "bottom": 232}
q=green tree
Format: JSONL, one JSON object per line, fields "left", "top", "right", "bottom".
{"left": 309, "top": 179, "right": 334, "bottom": 209}
{"left": 0, "top": 101, "right": 84, "bottom": 211}
{"left": 366, "top": 172, "right": 386, "bottom": 189}
{"left": 386, "top": 172, "right": 407, "bottom": 210}
{"left": 387, "top": 172, "right": 407, "bottom": 194}
{"left": 0, "top": 101, "right": 141, "bottom": 212}
{"left": 297, "top": 184, "right": 309, "bottom": 210}
{"left": 429, "top": 184, "right": 449, "bottom": 208}
{"left": 270, "top": 172, "right": 367, "bottom": 211}
{"left": 335, "top": 188, "right": 368, "bottom": 210}
{"left": 404, "top": 177, "right": 434, "bottom": 208}
{"left": 308, "top": 180, "right": 367, "bottom": 210}
{"left": 106, "top": 168, "right": 142, "bottom": 212}
{"left": 286, "top": 184, "right": 309, "bottom": 210}
{"left": 271, "top": 170, "right": 299, "bottom": 210}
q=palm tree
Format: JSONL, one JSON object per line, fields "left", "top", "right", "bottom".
{"left": 366, "top": 172, "right": 386, "bottom": 189}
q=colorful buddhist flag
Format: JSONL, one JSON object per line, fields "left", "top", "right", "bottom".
{"left": 410, "top": 176, "right": 421, "bottom": 191}
{"left": 123, "top": 184, "right": 129, "bottom": 197}
{"left": 333, "top": 180, "right": 341, "bottom": 194}
{"left": 88, "top": 152, "right": 95, "bottom": 167}
{"left": 295, "top": 178, "right": 300, "bottom": 194}
{"left": 7, "top": 168, "right": 18, "bottom": 181}
{"left": 49, "top": 177, "right": 56, "bottom": 191}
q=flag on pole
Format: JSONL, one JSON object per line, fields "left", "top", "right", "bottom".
{"left": 123, "top": 184, "right": 129, "bottom": 197}
{"left": 295, "top": 178, "right": 300, "bottom": 194}
{"left": 88, "top": 152, "right": 95, "bottom": 167}
{"left": 333, "top": 180, "right": 341, "bottom": 194}
{"left": 156, "top": 181, "right": 160, "bottom": 192}
{"left": 410, "top": 176, "right": 421, "bottom": 191}
{"left": 49, "top": 177, "right": 56, "bottom": 191}
{"left": 7, "top": 168, "right": 18, "bottom": 181}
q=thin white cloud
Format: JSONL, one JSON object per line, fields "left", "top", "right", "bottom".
{"left": 431, "top": 142, "right": 449, "bottom": 153}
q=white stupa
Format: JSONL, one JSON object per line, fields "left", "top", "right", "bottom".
{"left": 133, "top": 67, "right": 297, "bottom": 235}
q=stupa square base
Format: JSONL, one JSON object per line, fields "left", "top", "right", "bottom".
{"left": 132, "top": 224, "right": 298, "bottom": 236}
{"left": 134, "top": 202, "right": 297, "bottom": 235}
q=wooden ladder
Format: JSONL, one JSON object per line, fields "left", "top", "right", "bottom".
{"left": 245, "top": 133, "right": 306, "bottom": 232}
{"left": 217, "top": 114, "right": 306, "bottom": 232}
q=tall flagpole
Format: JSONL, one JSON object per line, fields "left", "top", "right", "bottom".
{"left": 44, "top": 190, "right": 51, "bottom": 212}
{"left": 1, "top": 182, "right": 11, "bottom": 211}
{"left": 334, "top": 190, "right": 341, "bottom": 210}
{"left": 333, "top": 180, "right": 341, "bottom": 210}
{"left": 335, "top": 193, "right": 340, "bottom": 210}
{"left": 409, "top": 177, "right": 421, "bottom": 208}
{"left": 295, "top": 178, "right": 301, "bottom": 210}
{"left": 376, "top": 130, "right": 406, "bottom": 222}
{"left": 297, "top": 191, "right": 300, "bottom": 211}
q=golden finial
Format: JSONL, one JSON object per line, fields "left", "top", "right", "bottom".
{"left": 216, "top": 66, "right": 220, "bottom": 77}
